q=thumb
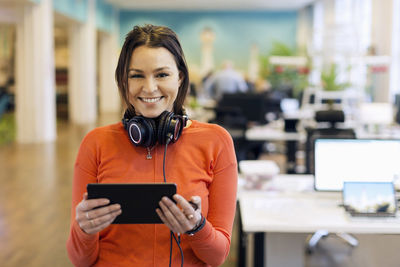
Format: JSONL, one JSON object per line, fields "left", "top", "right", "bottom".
{"left": 190, "top": 196, "right": 201, "bottom": 210}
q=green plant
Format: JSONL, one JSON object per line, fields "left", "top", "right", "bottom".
{"left": 0, "top": 113, "right": 15, "bottom": 145}
{"left": 259, "top": 41, "right": 293, "bottom": 79}
{"left": 187, "top": 95, "right": 200, "bottom": 109}
{"left": 321, "top": 64, "right": 350, "bottom": 91}
{"left": 259, "top": 41, "right": 310, "bottom": 98}
{"left": 268, "top": 41, "right": 294, "bottom": 56}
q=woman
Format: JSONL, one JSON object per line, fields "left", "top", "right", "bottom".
{"left": 67, "top": 24, "right": 238, "bottom": 267}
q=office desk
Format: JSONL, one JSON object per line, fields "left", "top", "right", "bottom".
{"left": 355, "top": 127, "right": 400, "bottom": 139}
{"left": 245, "top": 125, "right": 306, "bottom": 142}
{"left": 245, "top": 126, "right": 306, "bottom": 173}
{"left": 238, "top": 175, "right": 400, "bottom": 267}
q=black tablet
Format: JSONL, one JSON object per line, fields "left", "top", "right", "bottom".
{"left": 87, "top": 183, "right": 177, "bottom": 224}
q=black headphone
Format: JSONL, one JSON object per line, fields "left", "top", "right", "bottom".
{"left": 122, "top": 109, "right": 188, "bottom": 147}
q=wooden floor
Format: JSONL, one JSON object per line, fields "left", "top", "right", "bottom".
{"left": 0, "top": 117, "right": 97, "bottom": 267}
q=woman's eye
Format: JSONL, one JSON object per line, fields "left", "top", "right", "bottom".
{"left": 129, "top": 74, "right": 143, "bottom": 79}
{"left": 157, "top": 73, "right": 169, "bottom": 78}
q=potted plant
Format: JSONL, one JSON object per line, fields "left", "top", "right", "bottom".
{"left": 260, "top": 41, "right": 310, "bottom": 98}
{"left": 319, "top": 63, "right": 351, "bottom": 109}
{"left": 321, "top": 63, "right": 350, "bottom": 92}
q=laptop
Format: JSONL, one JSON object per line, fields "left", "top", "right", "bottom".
{"left": 342, "top": 181, "right": 398, "bottom": 217}
{"left": 314, "top": 139, "right": 400, "bottom": 191}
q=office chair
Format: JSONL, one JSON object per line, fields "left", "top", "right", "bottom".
{"left": 306, "top": 230, "right": 359, "bottom": 254}
{"left": 211, "top": 94, "right": 267, "bottom": 162}
{"left": 305, "top": 109, "right": 356, "bottom": 174}
{"left": 210, "top": 106, "right": 260, "bottom": 162}
{"left": 305, "top": 109, "right": 358, "bottom": 253}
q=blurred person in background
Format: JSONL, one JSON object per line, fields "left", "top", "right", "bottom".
{"left": 203, "top": 60, "right": 248, "bottom": 100}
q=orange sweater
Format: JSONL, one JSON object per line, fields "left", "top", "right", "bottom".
{"left": 66, "top": 120, "right": 238, "bottom": 267}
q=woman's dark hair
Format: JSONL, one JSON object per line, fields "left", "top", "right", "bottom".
{"left": 115, "top": 24, "right": 189, "bottom": 115}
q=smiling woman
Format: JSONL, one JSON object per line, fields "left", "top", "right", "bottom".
{"left": 115, "top": 25, "right": 190, "bottom": 118}
{"left": 127, "top": 46, "right": 181, "bottom": 118}
{"left": 66, "top": 24, "right": 238, "bottom": 267}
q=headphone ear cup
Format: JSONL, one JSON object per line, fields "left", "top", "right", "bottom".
{"left": 158, "top": 111, "right": 185, "bottom": 144}
{"left": 127, "top": 116, "right": 157, "bottom": 147}
{"left": 170, "top": 116, "right": 184, "bottom": 142}
{"left": 142, "top": 118, "right": 157, "bottom": 147}
{"left": 157, "top": 111, "right": 172, "bottom": 144}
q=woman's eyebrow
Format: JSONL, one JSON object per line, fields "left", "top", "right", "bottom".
{"left": 154, "top": 67, "right": 171, "bottom": 71}
{"left": 128, "top": 68, "right": 143, "bottom": 72}
{"left": 128, "top": 66, "right": 171, "bottom": 72}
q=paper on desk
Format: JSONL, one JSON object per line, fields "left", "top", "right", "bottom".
{"left": 249, "top": 196, "right": 342, "bottom": 227}
{"left": 239, "top": 160, "right": 280, "bottom": 176}
{"left": 264, "top": 176, "right": 314, "bottom": 192}
{"left": 251, "top": 198, "right": 317, "bottom": 224}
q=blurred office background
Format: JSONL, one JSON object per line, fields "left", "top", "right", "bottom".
{"left": 1, "top": 0, "right": 400, "bottom": 266}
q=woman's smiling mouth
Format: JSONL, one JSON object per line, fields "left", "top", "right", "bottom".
{"left": 139, "top": 97, "right": 163, "bottom": 103}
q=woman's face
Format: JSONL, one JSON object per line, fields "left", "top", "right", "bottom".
{"left": 127, "top": 46, "right": 182, "bottom": 118}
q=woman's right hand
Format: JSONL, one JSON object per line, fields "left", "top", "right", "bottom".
{"left": 76, "top": 192, "right": 122, "bottom": 234}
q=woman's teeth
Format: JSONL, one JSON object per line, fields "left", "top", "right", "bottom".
{"left": 141, "top": 97, "right": 161, "bottom": 103}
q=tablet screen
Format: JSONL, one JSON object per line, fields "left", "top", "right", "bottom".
{"left": 87, "top": 183, "right": 177, "bottom": 224}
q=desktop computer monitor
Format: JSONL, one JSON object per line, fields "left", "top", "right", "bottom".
{"left": 314, "top": 139, "right": 400, "bottom": 191}
{"left": 218, "top": 93, "right": 275, "bottom": 124}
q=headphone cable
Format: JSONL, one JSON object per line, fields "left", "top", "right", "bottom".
{"left": 163, "top": 136, "right": 184, "bottom": 267}
{"left": 162, "top": 136, "right": 171, "bottom": 183}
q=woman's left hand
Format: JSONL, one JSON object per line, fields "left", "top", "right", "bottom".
{"left": 156, "top": 194, "right": 202, "bottom": 234}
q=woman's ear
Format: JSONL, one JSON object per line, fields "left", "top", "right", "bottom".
{"left": 178, "top": 71, "right": 184, "bottom": 87}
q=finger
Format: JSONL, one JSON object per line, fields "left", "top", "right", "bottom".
{"left": 88, "top": 204, "right": 121, "bottom": 220}
{"left": 82, "top": 209, "right": 122, "bottom": 234}
{"left": 160, "top": 198, "right": 199, "bottom": 233}
{"left": 76, "top": 193, "right": 89, "bottom": 217}
{"left": 78, "top": 198, "right": 110, "bottom": 212}
{"left": 91, "top": 220, "right": 113, "bottom": 233}
{"left": 156, "top": 208, "right": 178, "bottom": 233}
{"left": 159, "top": 200, "right": 183, "bottom": 225}
{"left": 85, "top": 217, "right": 115, "bottom": 235}
{"left": 172, "top": 195, "right": 196, "bottom": 215}
{"left": 91, "top": 209, "right": 122, "bottom": 228}
{"left": 186, "top": 196, "right": 203, "bottom": 229}
{"left": 78, "top": 203, "right": 120, "bottom": 224}
{"left": 172, "top": 195, "right": 199, "bottom": 222}
{"left": 188, "top": 201, "right": 198, "bottom": 211}
{"left": 159, "top": 200, "right": 185, "bottom": 233}
{"left": 161, "top": 197, "right": 190, "bottom": 222}
{"left": 190, "top": 196, "right": 202, "bottom": 210}
{"left": 157, "top": 207, "right": 181, "bottom": 233}
{"left": 79, "top": 216, "right": 98, "bottom": 234}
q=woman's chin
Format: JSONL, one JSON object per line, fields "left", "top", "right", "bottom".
{"left": 136, "top": 105, "right": 173, "bottom": 118}
{"left": 138, "top": 110, "right": 163, "bottom": 119}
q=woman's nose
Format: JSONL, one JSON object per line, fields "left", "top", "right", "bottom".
{"left": 143, "top": 78, "right": 157, "bottom": 93}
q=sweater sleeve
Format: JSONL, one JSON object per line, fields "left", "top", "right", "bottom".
{"left": 66, "top": 132, "right": 101, "bottom": 267}
{"left": 185, "top": 125, "right": 238, "bottom": 266}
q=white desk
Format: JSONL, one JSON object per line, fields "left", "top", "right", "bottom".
{"left": 245, "top": 125, "right": 306, "bottom": 142}
{"left": 245, "top": 126, "right": 306, "bottom": 173}
{"left": 355, "top": 127, "right": 400, "bottom": 140}
{"left": 238, "top": 175, "right": 400, "bottom": 267}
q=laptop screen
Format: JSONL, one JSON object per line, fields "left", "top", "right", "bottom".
{"left": 314, "top": 139, "right": 400, "bottom": 191}
{"left": 343, "top": 181, "right": 397, "bottom": 215}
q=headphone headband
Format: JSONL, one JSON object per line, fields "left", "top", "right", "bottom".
{"left": 122, "top": 110, "right": 188, "bottom": 147}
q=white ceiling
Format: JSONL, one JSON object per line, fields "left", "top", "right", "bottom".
{"left": 105, "top": 0, "right": 315, "bottom": 11}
